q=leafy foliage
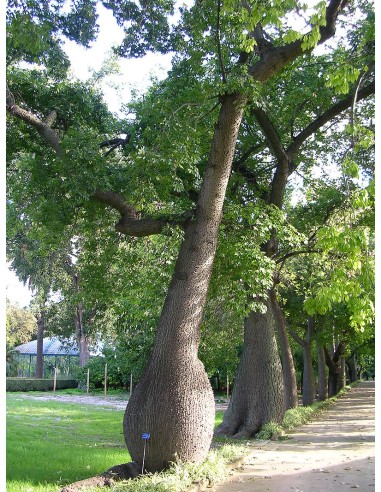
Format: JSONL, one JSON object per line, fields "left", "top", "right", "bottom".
{"left": 6, "top": 300, "right": 37, "bottom": 347}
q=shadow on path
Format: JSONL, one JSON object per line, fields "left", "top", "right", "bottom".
{"left": 213, "top": 381, "right": 375, "bottom": 492}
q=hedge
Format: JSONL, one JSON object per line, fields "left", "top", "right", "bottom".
{"left": 6, "top": 377, "right": 78, "bottom": 392}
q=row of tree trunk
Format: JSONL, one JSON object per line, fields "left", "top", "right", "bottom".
{"left": 215, "top": 288, "right": 352, "bottom": 439}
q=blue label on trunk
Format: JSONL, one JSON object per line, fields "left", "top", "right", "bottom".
{"left": 142, "top": 433, "right": 150, "bottom": 440}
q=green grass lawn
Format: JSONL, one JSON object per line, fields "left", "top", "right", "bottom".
{"left": 6, "top": 393, "right": 130, "bottom": 492}
{"left": 7, "top": 394, "right": 226, "bottom": 492}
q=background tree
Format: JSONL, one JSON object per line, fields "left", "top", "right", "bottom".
{"left": 6, "top": 299, "right": 37, "bottom": 347}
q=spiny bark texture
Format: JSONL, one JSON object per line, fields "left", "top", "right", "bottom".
{"left": 123, "top": 94, "right": 246, "bottom": 472}
{"left": 215, "top": 298, "right": 285, "bottom": 438}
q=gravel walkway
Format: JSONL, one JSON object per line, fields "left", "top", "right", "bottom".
{"left": 214, "top": 381, "right": 375, "bottom": 492}
{"left": 14, "top": 392, "right": 229, "bottom": 411}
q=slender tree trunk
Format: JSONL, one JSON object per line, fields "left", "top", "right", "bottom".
{"left": 324, "top": 342, "right": 346, "bottom": 397}
{"left": 215, "top": 296, "right": 285, "bottom": 438}
{"left": 327, "top": 367, "right": 339, "bottom": 397}
{"left": 123, "top": 93, "right": 246, "bottom": 472}
{"left": 287, "top": 318, "right": 315, "bottom": 406}
{"left": 317, "top": 345, "right": 328, "bottom": 401}
{"left": 338, "top": 356, "right": 346, "bottom": 391}
{"left": 74, "top": 302, "right": 91, "bottom": 367}
{"left": 36, "top": 308, "right": 45, "bottom": 378}
{"left": 269, "top": 290, "right": 298, "bottom": 409}
{"left": 347, "top": 353, "right": 358, "bottom": 383}
{"left": 301, "top": 317, "right": 316, "bottom": 406}
{"left": 72, "top": 274, "right": 91, "bottom": 367}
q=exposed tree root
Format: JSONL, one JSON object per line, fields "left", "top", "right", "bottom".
{"left": 61, "top": 461, "right": 140, "bottom": 491}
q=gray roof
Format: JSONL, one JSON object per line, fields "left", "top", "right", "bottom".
{"left": 13, "top": 337, "right": 80, "bottom": 356}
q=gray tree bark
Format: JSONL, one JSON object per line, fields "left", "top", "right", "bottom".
{"left": 317, "top": 344, "right": 328, "bottom": 401}
{"left": 123, "top": 93, "right": 246, "bottom": 472}
{"left": 269, "top": 289, "right": 298, "bottom": 409}
{"left": 325, "top": 342, "right": 346, "bottom": 397}
{"left": 75, "top": 304, "right": 91, "bottom": 368}
{"left": 288, "top": 317, "right": 316, "bottom": 406}
{"left": 215, "top": 297, "right": 285, "bottom": 438}
{"left": 36, "top": 308, "right": 45, "bottom": 378}
{"left": 301, "top": 317, "right": 316, "bottom": 406}
{"left": 346, "top": 353, "right": 359, "bottom": 383}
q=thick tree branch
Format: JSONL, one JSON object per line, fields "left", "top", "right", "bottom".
{"left": 251, "top": 107, "right": 291, "bottom": 207}
{"left": 287, "top": 80, "right": 375, "bottom": 162}
{"left": 92, "top": 191, "right": 139, "bottom": 218}
{"left": 287, "top": 324, "right": 306, "bottom": 348}
{"left": 216, "top": 0, "right": 227, "bottom": 83}
{"left": 324, "top": 341, "right": 346, "bottom": 371}
{"left": 6, "top": 86, "right": 63, "bottom": 155}
{"left": 93, "top": 190, "right": 188, "bottom": 237}
{"left": 276, "top": 248, "right": 321, "bottom": 266}
{"left": 251, "top": 107, "right": 288, "bottom": 163}
{"left": 248, "top": 0, "right": 350, "bottom": 82}
{"left": 44, "top": 110, "right": 58, "bottom": 127}
{"left": 320, "top": 0, "right": 350, "bottom": 43}
{"left": 231, "top": 141, "right": 265, "bottom": 188}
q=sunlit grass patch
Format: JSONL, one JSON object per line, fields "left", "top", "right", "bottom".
{"left": 6, "top": 393, "right": 130, "bottom": 491}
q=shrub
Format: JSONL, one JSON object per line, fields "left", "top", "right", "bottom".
{"left": 255, "top": 421, "right": 284, "bottom": 440}
{"left": 6, "top": 377, "right": 77, "bottom": 392}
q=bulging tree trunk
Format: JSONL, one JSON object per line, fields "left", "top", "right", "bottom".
{"left": 269, "top": 290, "right": 298, "bottom": 409}
{"left": 123, "top": 94, "right": 246, "bottom": 472}
{"left": 215, "top": 297, "right": 285, "bottom": 438}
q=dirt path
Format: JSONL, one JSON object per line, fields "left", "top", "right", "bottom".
{"left": 14, "top": 392, "right": 229, "bottom": 412}
{"left": 214, "top": 381, "right": 375, "bottom": 492}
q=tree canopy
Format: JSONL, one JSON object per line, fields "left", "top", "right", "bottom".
{"left": 6, "top": 0, "right": 374, "bottom": 475}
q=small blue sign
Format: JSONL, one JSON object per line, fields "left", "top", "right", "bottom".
{"left": 142, "top": 433, "right": 150, "bottom": 440}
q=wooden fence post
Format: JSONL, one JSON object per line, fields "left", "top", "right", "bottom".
{"left": 86, "top": 368, "right": 90, "bottom": 394}
{"left": 226, "top": 373, "right": 229, "bottom": 401}
{"left": 53, "top": 367, "right": 57, "bottom": 392}
{"left": 130, "top": 373, "right": 133, "bottom": 396}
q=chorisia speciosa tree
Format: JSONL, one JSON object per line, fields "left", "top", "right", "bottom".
{"left": 7, "top": 0, "right": 358, "bottom": 474}
{"left": 215, "top": 50, "right": 374, "bottom": 435}
{"left": 213, "top": 0, "right": 374, "bottom": 435}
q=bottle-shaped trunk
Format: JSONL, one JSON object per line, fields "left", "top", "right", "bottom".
{"left": 215, "top": 297, "right": 285, "bottom": 438}
{"left": 123, "top": 94, "right": 246, "bottom": 472}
